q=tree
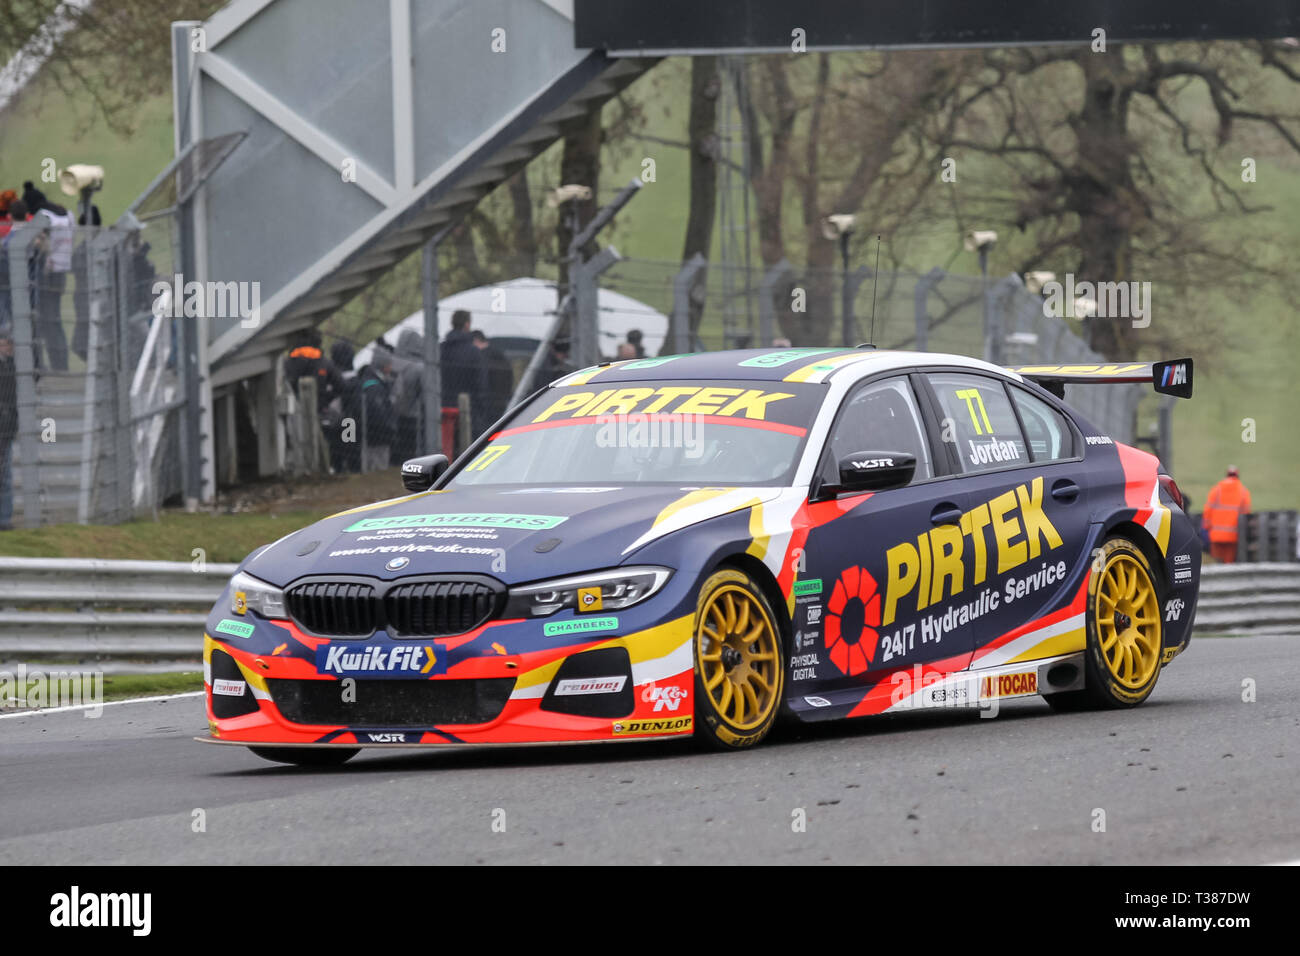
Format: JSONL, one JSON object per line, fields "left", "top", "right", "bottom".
{"left": 736, "top": 51, "right": 979, "bottom": 345}
{"left": 677, "top": 56, "right": 721, "bottom": 348}
{"left": 936, "top": 40, "right": 1300, "bottom": 360}
{"left": 0, "top": 0, "right": 226, "bottom": 135}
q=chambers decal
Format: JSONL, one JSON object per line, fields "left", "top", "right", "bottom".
{"left": 882, "top": 476, "right": 1064, "bottom": 630}
{"left": 344, "top": 513, "right": 567, "bottom": 533}
{"left": 214, "top": 619, "right": 254, "bottom": 639}
{"left": 542, "top": 617, "right": 620, "bottom": 637}
{"left": 315, "top": 643, "right": 443, "bottom": 677}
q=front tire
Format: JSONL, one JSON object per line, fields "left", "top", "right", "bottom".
{"left": 1046, "top": 537, "right": 1163, "bottom": 711}
{"left": 249, "top": 746, "right": 359, "bottom": 766}
{"left": 693, "top": 569, "right": 785, "bottom": 749}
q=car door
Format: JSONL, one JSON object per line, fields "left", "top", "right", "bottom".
{"left": 919, "top": 371, "right": 1093, "bottom": 664}
{"left": 794, "top": 375, "right": 975, "bottom": 702}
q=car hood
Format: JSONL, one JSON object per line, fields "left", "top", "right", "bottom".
{"left": 241, "top": 484, "right": 783, "bottom": 587}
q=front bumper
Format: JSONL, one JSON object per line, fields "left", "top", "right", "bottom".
{"left": 200, "top": 587, "right": 699, "bottom": 747}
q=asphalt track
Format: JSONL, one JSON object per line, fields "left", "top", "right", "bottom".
{"left": 1, "top": 633, "right": 1297, "bottom": 865}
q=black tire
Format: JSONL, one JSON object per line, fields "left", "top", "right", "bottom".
{"left": 1046, "top": 537, "right": 1163, "bottom": 712}
{"left": 692, "top": 568, "right": 786, "bottom": 750}
{"left": 249, "top": 746, "right": 359, "bottom": 766}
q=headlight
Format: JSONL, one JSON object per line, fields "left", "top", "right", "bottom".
{"left": 229, "top": 571, "right": 287, "bottom": 619}
{"left": 504, "top": 566, "right": 672, "bottom": 619}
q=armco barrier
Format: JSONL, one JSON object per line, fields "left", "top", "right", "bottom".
{"left": 1194, "top": 563, "right": 1300, "bottom": 634}
{"left": 0, "top": 557, "right": 237, "bottom": 659}
{"left": 0, "top": 558, "right": 1294, "bottom": 664}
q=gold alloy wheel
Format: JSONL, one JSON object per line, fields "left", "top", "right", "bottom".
{"left": 1095, "top": 552, "right": 1161, "bottom": 690}
{"left": 697, "top": 583, "right": 781, "bottom": 730}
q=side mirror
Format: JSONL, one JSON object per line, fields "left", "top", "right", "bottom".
{"left": 401, "top": 454, "right": 449, "bottom": 492}
{"left": 837, "top": 451, "right": 916, "bottom": 493}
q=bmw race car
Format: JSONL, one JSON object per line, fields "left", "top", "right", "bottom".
{"left": 199, "top": 347, "right": 1200, "bottom": 764}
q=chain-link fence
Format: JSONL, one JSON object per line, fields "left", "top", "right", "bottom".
{"left": 281, "top": 253, "right": 1141, "bottom": 491}
{"left": 0, "top": 211, "right": 185, "bottom": 528}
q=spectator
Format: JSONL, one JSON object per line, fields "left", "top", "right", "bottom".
{"left": 21, "top": 181, "right": 46, "bottom": 215}
{"left": 472, "top": 329, "right": 513, "bottom": 433}
{"left": 0, "top": 322, "right": 15, "bottom": 530}
{"left": 626, "top": 327, "right": 645, "bottom": 358}
{"left": 328, "top": 341, "right": 359, "bottom": 473}
{"left": 283, "top": 329, "right": 342, "bottom": 412}
{"left": 0, "top": 189, "right": 17, "bottom": 240}
{"left": 0, "top": 200, "right": 30, "bottom": 334}
{"left": 125, "top": 231, "right": 158, "bottom": 317}
{"left": 440, "top": 310, "right": 484, "bottom": 458}
{"left": 530, "top": 338, "right": 572, "bottom": 393}
{"left": 1202, "top": 466, "right": 1252, "bottom": 563}
{"left": 32, "top": 201, "right": 73, "bottom": 371}
{"left": 616, "top": 342, "right": 637, "bottom": 360}
{"left": 327, "top": 343, "right": 358, "bottom": 473}
{"left": 391, "top": 327, "right": 425, "bottom": 464}
{"left": 354, "top": 343, "right": 396, "bottom": 471}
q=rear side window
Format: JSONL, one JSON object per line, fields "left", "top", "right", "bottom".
{"left": 1010, "top": 387, "right": 1076, "bottom": 461}
{"left": 927, "top": 372, "right": 1028, "bottom": 474}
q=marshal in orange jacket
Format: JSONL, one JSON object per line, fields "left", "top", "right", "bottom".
{"left": 1202, "top": 475, "right": 1252, "bottom": 543}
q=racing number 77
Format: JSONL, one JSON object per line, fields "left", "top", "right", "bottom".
{"left": 955, "top": 388, "right": 992, "bottom": 435}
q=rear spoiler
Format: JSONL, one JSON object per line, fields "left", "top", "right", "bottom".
{"left": 1007, "top": 358, "right": 1193, "bottom": 399}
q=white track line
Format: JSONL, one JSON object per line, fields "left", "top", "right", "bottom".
{"left": 0, "top": 690, "right": 203, "bottom": 719}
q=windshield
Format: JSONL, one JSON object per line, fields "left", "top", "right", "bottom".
{"left": 448, "top": 379, "right": 824, "bottom": 487}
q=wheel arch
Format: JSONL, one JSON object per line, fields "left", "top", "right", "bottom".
{"left": 1099, "top": 518, "right": 1170, "bottom": 593}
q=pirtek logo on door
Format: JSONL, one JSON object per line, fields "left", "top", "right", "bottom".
{"left": 883, "top": 476, "right": 1063, "bottom": 626}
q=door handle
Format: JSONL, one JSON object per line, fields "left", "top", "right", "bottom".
{"left": 930, "top": 503, "right": 964, "bottom": 526}
{"left": 1051, "top": 480, "right": 1080, "bottom": 503}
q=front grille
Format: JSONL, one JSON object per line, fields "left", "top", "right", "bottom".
{"left": 266, "top": 677, "right": 515, "bottom": 727}
{"left": 285, "top": 574, "right": 504, "bottom": 638}
{"left": 286, "top": 581, "right": 379, "bottom": 636}
{"left": 386, "top": 580, "right": 498, "bottom": 637}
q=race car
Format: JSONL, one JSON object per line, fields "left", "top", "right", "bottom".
{"left": 198, "top": 347, "right": 1200, "bottom": 764}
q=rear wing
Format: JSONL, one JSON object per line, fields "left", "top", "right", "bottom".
{"left": 1007, "top": 358, "right": 1193, "bottom": 399}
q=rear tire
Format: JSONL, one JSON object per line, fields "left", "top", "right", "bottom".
{"left": 249, "top": 746, "right": 359, "bottom": 766}
{"left": 1046, "top": 537, "right": 1163, "bottom": 712}
{"left": 693, "top": 569, "right": 785, "bottom": 749}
